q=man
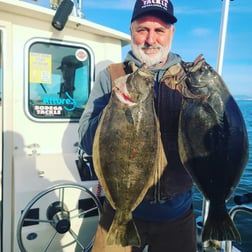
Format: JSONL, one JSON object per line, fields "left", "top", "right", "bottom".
{"left": 57, "top": 55, "right": 83, "bottom": 99}
{"left": 78, "top": 1, "right": 197, "bottom": 251}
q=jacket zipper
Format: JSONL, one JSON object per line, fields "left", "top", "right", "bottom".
{"left": 153, "top": 71, "right": 162, "bottom": 203}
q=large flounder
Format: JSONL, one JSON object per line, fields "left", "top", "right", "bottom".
{"left": 176, "top": 55, "right": 248, "bottom": 243}
{"left": 93, "top": 65, "right": 167, "bottom": 247}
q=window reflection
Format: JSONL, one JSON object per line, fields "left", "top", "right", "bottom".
{"left": 27, "top": 39, "right": 92, "bottom": 121}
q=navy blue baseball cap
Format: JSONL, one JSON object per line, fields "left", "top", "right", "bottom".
{"left": 131, "top": 0, "right": 177, "bottom": 24}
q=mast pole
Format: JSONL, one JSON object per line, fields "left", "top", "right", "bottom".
{"left": 202, "top": 1, "right": 232, "bottom": 250}
{"left": 216, "top": 0, "right": 232, "bottom": 75}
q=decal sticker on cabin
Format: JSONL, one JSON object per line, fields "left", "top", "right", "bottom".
{"left": 29, "top": 53, "right": 52, "bottom": 84}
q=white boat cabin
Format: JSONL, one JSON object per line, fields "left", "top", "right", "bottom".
{"left": 0, "top": 0, "right": 130, "bottom": 251}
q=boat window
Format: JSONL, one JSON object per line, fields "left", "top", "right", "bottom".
{"left": 25, "top": 38, "right": 93, "bottom": 122}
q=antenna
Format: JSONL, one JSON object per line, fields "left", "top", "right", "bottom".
{"left": 50, "top": 0, "right": 61, "bottom": 10}
{"left": 77, "top": 0, "right": 84, "bottom": 18}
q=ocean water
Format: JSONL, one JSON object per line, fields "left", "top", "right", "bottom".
{"left": 192, "top": 99, "right": 252, "bottom": 252}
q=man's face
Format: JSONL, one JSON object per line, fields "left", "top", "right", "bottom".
{"left": 130, "top": 15, "right": 175, "bottom": 67}
{"left": 61, "top": 63, "right": 76, "bottom": 81}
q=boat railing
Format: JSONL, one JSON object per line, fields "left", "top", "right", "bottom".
{"left": 199, "top": 193, "right": 252, "bottom": 252}
{"left": 224, "top": 195, "right": 252, "bottom": 252}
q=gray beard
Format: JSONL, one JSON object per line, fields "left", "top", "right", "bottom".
{"left": 131, "top": 42, "right": 171, "bottom": 67}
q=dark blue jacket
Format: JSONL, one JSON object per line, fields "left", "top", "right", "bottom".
{"left": 78, "top": 51, "right": 193, "bottom": 221}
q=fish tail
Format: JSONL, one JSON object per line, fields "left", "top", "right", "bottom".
{"left": 202, "top": 203, "right": 241, "bottom": 243}
{"left": 106, "top": 211, "right": 141, "bottom": 247}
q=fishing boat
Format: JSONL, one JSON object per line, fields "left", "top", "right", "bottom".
{"left": 0, "top": 1, "right": 251, "bottom": 252}
{"left": 0, "top": 0, "right": 129, "bottom": 251}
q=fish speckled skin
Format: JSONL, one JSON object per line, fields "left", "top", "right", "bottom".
{"left": 93, "top": 66, "right": 166, "bottom": 247}
{"left": 178, "top": 57, "right": 248, "bottom": 242}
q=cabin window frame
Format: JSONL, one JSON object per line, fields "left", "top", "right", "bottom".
{"left": 24, "top": 37, "right": 94, "bottom": 122}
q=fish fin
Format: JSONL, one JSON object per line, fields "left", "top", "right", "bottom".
{"left": 106, "top": 211, "right": 141, "bottom": 247}
{"left": 202, "top": 203, "right": 241, "bottom": 243}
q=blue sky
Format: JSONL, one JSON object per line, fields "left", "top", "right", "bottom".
{"left": 24, "top": 0, "right": 252, "bottom": 96}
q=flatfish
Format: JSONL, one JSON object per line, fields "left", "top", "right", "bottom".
{"left": 93, "top": 65, "right": 167, "bottom": 247}
{"left": 177, "top": 55, "right": 248, "bottom": 242}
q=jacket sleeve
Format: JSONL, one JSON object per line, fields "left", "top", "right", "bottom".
{"left": 78, "top": 68, "right": 112, "bottom": 155}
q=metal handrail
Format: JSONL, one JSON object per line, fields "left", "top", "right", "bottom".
{"left": 225, "top": 205, "right": 252, "bottom": 252}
